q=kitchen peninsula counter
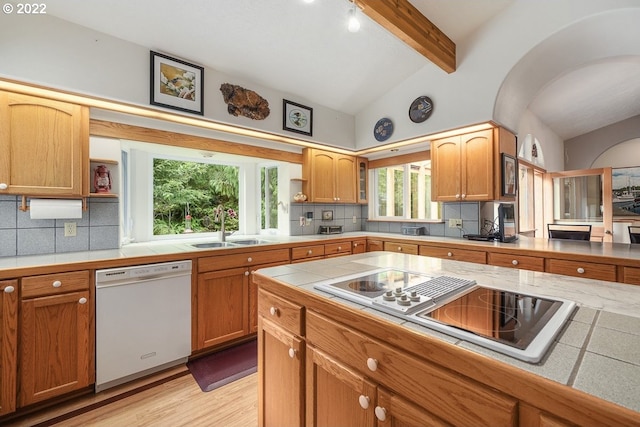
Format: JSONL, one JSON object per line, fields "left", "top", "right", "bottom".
{"left": 253, "top": 252, "right": 640, "bottom": 425}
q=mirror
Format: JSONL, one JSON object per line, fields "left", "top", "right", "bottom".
{"left": 553, "top": 175, "right": 603, "bottom": 221}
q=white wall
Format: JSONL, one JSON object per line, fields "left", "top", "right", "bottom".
{"left": 0, "top": 14, "right": 355, "bottom": 150}
{"left": 356, "top": 1, "right": 640, "bottom": 151}
{"left": 516, "top": 110, "right": 565, "bottom": 172}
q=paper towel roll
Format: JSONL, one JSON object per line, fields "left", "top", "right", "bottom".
{"left": 29, "top": 198, "right": 83, "bottom": 219}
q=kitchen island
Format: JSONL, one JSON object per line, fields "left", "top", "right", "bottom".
{"left": 253, "top": 251, "right": 640, "bottom": 426}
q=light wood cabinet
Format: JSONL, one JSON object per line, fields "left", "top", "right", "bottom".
{"left": 306, "top": 310, "right": 518, "bottom": 426}
{"left": 622, "top": 266, "right": 640, "bottom": 285}
{"left": 325, "top": 242, "right": 351, "bottom": 258}
{"left": 383, "top": 241, "right": 419, "bottom": 255}
{"left": 546, "top": 258, "right": 616, "bottom": 282}
{"left": 431, "top": 129, "right": 494, "bottom": 202}
{"left": 19, "top": 271, "right": 91, "bottom": 407}
{"left": 488, "top": 252, "right": 545, "bottom": 272}
{"left": 197, "top": 249, "right": 290, "bottom": 347}
{"left": 196, "top": 267, "right": 249, "bottom": 349}
{"left": 291, "top": 244, "right": 325, "bottom": 262}
{"left": 419, "top": 245, "right": 487, "bottom": 264}
{"left": 0, "top": 91, "right": 89, "bottom": 196}
{"left": 257, "top": 289, "right": 304, "bottom": 427}
{"left": 0, "top": 280, "right": 18, "bottom": 416}
{"left": 352, "top": 239, "right": 367, "bottom": 254}
{"left": 367, "top": 239, "right": 384, "bottom": 252}
{"left": 302, "top": 148, "right": 357, "bottom": 203}
{"left": 306, "top": 345, "right": 376, "bottom": 426}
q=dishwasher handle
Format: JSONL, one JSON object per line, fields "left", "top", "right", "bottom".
{"left": 96, "top": 272, "right": 191, "bottom": 289}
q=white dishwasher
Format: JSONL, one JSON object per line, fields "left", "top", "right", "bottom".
{"left": 95, "top": 260, "right": 192, "bottom": 392}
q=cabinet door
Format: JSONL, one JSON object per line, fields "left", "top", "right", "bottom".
{"left": 431, "top": 136, "right": 461, "bottom": 202}
{"left": 19, "top": 290, "right": 91, "bottom": 407}
{"left": 461, "top": 129, "right": 494, "bottom": 200}
{"left": 335, "top": 154, "right": 357, "bottom": 203}
{"left": 306, "top": 345, "right": 376, "bottom": 427}
{"left": 309, "top": 150, "right": 336, "bottom": 202}
{"left": 357, "top": 158, "right": 368, "bottom": 204}
{"left": 376, "top": 388, "right": 451, "bottom": 427}
{"left": 0, "top": 91, "right": 88, "bottom": 196}
{"left": 197, "top": 267, "right": 249, "bottom": 350}
{"left": 0, "top": 280, "right": 18, "bottom": 416}
{"left": 258, "top": 318, "right": 304, "bottom": 427}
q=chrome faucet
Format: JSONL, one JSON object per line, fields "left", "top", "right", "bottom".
{"left": 215, "top": 205, "right": 226, "bottom": 242}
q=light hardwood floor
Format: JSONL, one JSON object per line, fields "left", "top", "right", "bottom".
{"left": 5, "top": 372, "right": 258, "bottom": 427}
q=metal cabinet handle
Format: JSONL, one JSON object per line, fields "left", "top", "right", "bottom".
{"left": 447, "top": 252, "right": 453, "bottom": 257}
{"left": 3, "top": 286, "right": 15, "bottom": 293}
{"left": 512, "top": 260, "right": 519, "bottom": 266}
{"left": 358, "top": 395, "right": 370, "bottom": 410}
{"left": 269, "top": 306, "right": 279, "bottom": 316}
{"left": 0, "top": 183, "right": 7, "bottom": 190}
{"left": 397, "top": 247, "right": 402, "bottom": 251}
{"left": 366, "top": 357, "right": 378, "bottom": 372}
{"left": 288, "top": 348, "right": 296, "bottom": 358}
{"left": 577, "top": 267, "right": 585, "bottom": 274}
{"left": 307, "top": 250, "right": 313, "bottom": 255}
{"left": 79, "top": 297, "right": 87, "bottom": 304}
{"left": 455, "top": 193, "right": 460, "bottom": 199}
{"left": 244, "top": 271, "right": 250, "bottom": 276}
{"left": 461, "top": 194, "right": 466, "bottom": 199}
{"left": 52, "top": 280, "right": 62, "bottom": 288}
{"left": 374, "top": 406, "right": 387, "bottom": 421}
{"left": 338, "top": 246, "right": 342, "bottom": 251}
{"left": 247, "top": 257, "right": 253, "bottom": 262}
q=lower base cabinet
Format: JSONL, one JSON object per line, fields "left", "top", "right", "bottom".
{"left": 20, "top": 280, "right": 91, "bottom": 407}
{"left": 0, "top": 280, "right": 18, "bottom": 416}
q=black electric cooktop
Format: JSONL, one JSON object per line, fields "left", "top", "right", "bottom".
{"left": 314, "top": 268, "right": 576, "bottom": 363}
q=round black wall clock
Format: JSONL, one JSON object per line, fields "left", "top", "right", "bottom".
{"left": 409, "top": 96, "right": 433, "bottom": 123}
{"left": 373, "top": 118, "right": 394, "bottom": 142}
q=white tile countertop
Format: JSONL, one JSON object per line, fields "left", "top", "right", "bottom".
{"left": 255, "top": 251, "right": 640, "bottom": 413}
{"left": 1, "top": 232, "right": 640, "bottom": 275}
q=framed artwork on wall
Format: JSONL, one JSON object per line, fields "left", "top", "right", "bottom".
{"left": 502, "top": 153, "right": 517, "bottom": 196}
{"left": 283, "top": 99, "right": 313, "bottom": 136}
{"left": 150, "top": 51, "right": 204, "bottom": 115}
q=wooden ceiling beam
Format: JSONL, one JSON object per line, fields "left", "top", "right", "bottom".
{"left": 357, "top": 0, "right": 456, "bottom": 73}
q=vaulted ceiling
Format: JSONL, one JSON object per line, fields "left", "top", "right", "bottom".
{"left": 45, "top": 0, "right": 640, "bottom": 141}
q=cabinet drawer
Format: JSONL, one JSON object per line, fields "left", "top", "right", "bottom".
{"left": 306, "top": 311, "right": 517, "bottom": 426}
{"left": 367, "top": 239, "right": 384, "bottom": 252}
{"left": 325, "top": 242, "right": 351, "bottom": 257}
{"left": 21, "top": 271, "right": 89, "bottom": 299}
{"left": 546, "top": 259, "right": 616, "bottom": 282}
{"left": 199, "top": 248, "right": 289, "bottom": 272}
{"left": 352, "top": 239, "right": 367, "bottom": 254}
{"left": 488, "top": 252, "right": 544, "bottom": 272}
{"left": 258, "top": 289, "right": 303, "bottom": 336}
{"left": 622, "top": 267, "right": 640, "bottom": 285}
{"left": 383, "top": 242, "right": 418, "bottom": 255}
{"left": 419, "top": 246, "right": 487, "bottom": 264}
{"left": 291, "top": 244, "right": 325, "bottom": 261}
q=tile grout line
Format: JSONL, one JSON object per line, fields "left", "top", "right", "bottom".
{"left": 566, "top": 310, "right": 600, "bottom": 387}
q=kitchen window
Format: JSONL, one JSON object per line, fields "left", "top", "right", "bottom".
{"left": 370, "top": 160, "right": 440, "bottom": 220}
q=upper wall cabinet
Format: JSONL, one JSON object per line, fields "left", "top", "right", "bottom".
{"left": 302, "top": 148, "right": 357, "bottom": 203}
{"left": 431, "top": 127, "right": 516, "bottom": 202}
{"left": 0, "top": 91, "right": 89, "bottom": 197}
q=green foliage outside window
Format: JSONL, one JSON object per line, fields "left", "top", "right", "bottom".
{"left": 153, "top": 159, "right": 239, "bottom": 235}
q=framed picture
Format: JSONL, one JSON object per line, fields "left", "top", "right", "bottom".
{"left": 283, "top": 99, "right": 313, "bottom": 136}
{"left": 501, "top": 153, "right": 517, "bottom": 196}
{"left": 612, "top": 166, "right": 640, "bottom": 216}
{"left": 150, "top": 51, "right": 204, "bottom": 115}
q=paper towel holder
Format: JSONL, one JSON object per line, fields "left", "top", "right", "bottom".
{"left": 19, "top": 195, "right": 88, "bottom": 212}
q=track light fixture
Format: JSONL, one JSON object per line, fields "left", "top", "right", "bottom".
{"left": 347, "top": 1, "right": 360, "bottom": 33}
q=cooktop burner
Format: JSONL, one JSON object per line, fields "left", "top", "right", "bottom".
{"left": 313, "top": 268, "right": 576, "bottom": 363}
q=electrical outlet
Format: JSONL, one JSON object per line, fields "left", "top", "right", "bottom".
{"left": 352, "top": 215, "right": 357, "bottom": 224}
{"left": 64, "top": 222, "right": 77, "bottom": 237}
{"left": 448, "top": 218, "right": 462, "bottom": 228}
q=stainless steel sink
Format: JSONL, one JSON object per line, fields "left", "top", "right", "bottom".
{"left": 228, "top": 239, "right": 272, "bottom": 245}
{"left": 190, "top": 242, "right": 237, "bottom": 249}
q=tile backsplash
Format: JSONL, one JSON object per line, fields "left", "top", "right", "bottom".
{"left": 289, "top": 202, "right": 481, "bottom": 238}
{"left": 0, "top": 195, "right": 120, "bottom": 257}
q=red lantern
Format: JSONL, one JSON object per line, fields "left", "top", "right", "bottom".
{"left": 94, "top": 165, "right": 112, "bottom": 193}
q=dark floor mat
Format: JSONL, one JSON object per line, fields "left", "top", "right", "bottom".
{"left": 187, "top": 339, "right": 257, "bottom": 392}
